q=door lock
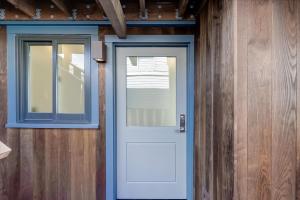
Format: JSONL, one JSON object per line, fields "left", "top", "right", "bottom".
{"left": 180, "top": 114, "right": 185, "bottom": 133}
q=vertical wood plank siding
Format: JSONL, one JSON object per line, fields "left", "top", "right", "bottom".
{"left": 297, "top": 0, "right": 300, "bottom": 198}
{"left": 247, "top": 0, "right": 272, "bottom": 199}
{"left": 1, "top": 0, "right": 300, "bottom": 198}
{"left": 0, "top": 26, "right": 194, "bottom": 200}
{"left": 272, "top": 0, "right": 297, "bottom": 199}
{"left": 196, "top": 0, "right": 235, "bottom": 199}
{"left": 234, "top": 0, "right": 248, "bottom": 199}
{"left": 197, "top": 0, "right": 300, "bottom": 199}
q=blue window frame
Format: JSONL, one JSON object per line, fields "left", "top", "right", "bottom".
{"left": 17, "top": 35, "right": 91, "bottom": 123}
{"left": 6, "top": 26, "right": 99, "bottom": 129}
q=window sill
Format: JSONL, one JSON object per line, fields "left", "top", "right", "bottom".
{"left": 6, "top": 123, "right": 99, "bottom": 129}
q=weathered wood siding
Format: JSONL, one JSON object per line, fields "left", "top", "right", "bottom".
{"left": 0, "top": 25, "right": 99, "bottom": 200}
{"left": 195, "top": 0, "right": 235, "bottom": 199}
{"left": 0, "top": 26, "right": 194, "bottom": 200}
{"left": 235, "top": 0, "right": 298, "bottom": 199}
{"left": 196, "top": 0, "right": 300, "bottom": 199}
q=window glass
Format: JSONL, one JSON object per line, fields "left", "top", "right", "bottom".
{"left": 57, "top": 44, "right": 85, "bottom": 114}
{"left": 126, "top": 56, "right": 176, "bottom": 126}
{"left": 27, "top": 45, "right": 53, "bottom": 113}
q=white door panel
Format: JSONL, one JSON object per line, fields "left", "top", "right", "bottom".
{"left": 117, "top": 47, "right": 187, "bottom": 199}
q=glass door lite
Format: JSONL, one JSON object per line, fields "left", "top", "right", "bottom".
{"left": 116, "top": 47, "right": 187, "bottom": 199}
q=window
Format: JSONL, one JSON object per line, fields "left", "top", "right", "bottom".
{"left": 126, "top": 56, "right": 177, "bottom": 126}
{"left": 17, "top": 35, "right": 91, "bottom": 124}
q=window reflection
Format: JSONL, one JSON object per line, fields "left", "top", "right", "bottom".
{"left": 126, "top": 57, "right": 176, "bottom": 126}
{"left": 127, "top": 57, "right": 170, "bottom": 89}
{"left": 28, "top": 45, "right": 53, "bottom": 113}
{"left": 57, "top": 44, "right": 85, "bottom": 114}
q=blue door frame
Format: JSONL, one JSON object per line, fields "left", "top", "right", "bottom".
{"left": 105, "top": 35, "right": 195, "bottom": 200}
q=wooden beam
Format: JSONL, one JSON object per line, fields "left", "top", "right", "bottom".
{"left": 139, "top": 0, "right": 146, "bottom": 17}
{"left": 178, "top": 0, "right": 189, "bottom": 17}
{"left": 95, "top": 0, "right": 126, "bottom": 38}
{"left": 51, "top": 0, "right": 71, "bottom": 16}
{"left": 6, "top": 0, "right": 36, "bottom": 17}
{"left": 197, "top": 0, "right": 208, "bottom": 14}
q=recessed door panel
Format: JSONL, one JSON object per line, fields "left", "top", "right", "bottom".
{"left": 126, "top": 142, "right": 176, "bottom": 182}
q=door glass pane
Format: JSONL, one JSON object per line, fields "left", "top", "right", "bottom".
{"left": 28, "top": 45, "right": 53, "bottom": 113}
{"left": 126, "top": 56, "right": 176, "bottom": 126}
{"left": 57, "top": 44, "right": 85, "bottom": 114}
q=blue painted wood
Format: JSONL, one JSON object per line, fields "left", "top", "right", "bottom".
{"left": 7, "top": 26, "right": 99, "bottom": 34}
{"left": 105, "top": 42, "right": 116, "bottom": 200}
{"left": 0, "top": 20, "right": 196, "bottom": 27}
{"left": 6, "top": 26, "right": 99, "bottom": 128}
{"left": 187, "top": 39, "right": 195, "bottom": 200}
{"left": 5, "top": 123, "right": 99, "bottom": 129}
{"left": 105, "top": 35, "right": 194, "bottom": 200}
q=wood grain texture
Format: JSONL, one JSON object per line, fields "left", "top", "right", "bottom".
{"left": 194, "top": 15, "right": 205, "bottom": 199}
{"left": 33, "top": 130, "right": 45, "bottom": 200}
{"left": 297, "top": 0, "right": 300, "bottom": 199}
{"left": 19, "top": 129, "right": 34, "bottom": 200}
{"left": 195, "top": 4, "right": 212, "bottom": 198}
{"left": 195, "top": 0, "right": 235, "bottom": 199}
{"left": 231, "top": 0, "right": 299, "bottom": 199}
{"left": 247, "top": 0, "right": 272, "bottom": 199}
{"left": 6, "top": 129, "right": 20, "bottom": 200}
{"left": 0, "top": 26, "right": 8, "bottom": 200}
{"left": 271, "top": 0, "right": 297, "bottom": 199}
{"left": 97, "top": 27, "right": 109, "bottom": 200}
{"left": 195, "top": 6, "right": 207, "bottom": 200}
{"left": 219, "top": 0, "right": 235, "bottom": 198}
{"left": 233, "top": 0, "right": 248, "bottom": 199}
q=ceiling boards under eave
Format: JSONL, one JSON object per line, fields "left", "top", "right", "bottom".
{"left": 3, "top": 0, "right": 198, "bottom": 38}
{"left": 94, "top": 0, "right": 194, "bottom": 38}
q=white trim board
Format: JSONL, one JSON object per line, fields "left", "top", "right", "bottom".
{"left": 0, "top": 141, "right": 11, "bottom": 160}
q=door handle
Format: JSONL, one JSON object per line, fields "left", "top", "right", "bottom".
{"left": 179, "top": 114, "right": 185, "bottom": 133}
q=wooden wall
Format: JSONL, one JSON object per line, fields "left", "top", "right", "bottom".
{"left": 4, "top": 0, "right": 299, "bottom": 199}
{"left": 0, "top": 25, "right": 194, "bottom": 200}
{"left": 0, "top": 25, "right": 99, "bottom": 200}
{"left": 196, "top": 0, "right": 300, "bottom": 199}
{"left": 195, "top": 0, "right": 235, "bottom": 199}
{"left": 235, "top": 0, "right": 298, "bottom": 199}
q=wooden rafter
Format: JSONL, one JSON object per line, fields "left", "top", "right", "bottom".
{"left": 95, "top": 0, "right": 126, "bottom": 38}
{"left": 6, "top": 0, "right": 36, "bottom": 17}
{"left": 51, "top": 0, "right": 71, "bottom": 16}
{"left": 197, "top": 0, "right": 208, "bottom": 13}
{"left": 178, "top": 0, "right": 189, "bottom": 17}
{"left": 139, "top": 0, "right": 146, "bottom": 17}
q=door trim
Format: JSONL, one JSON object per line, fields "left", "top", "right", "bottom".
{"left": 105, "top": 35, "right": 195, "bottom": 200}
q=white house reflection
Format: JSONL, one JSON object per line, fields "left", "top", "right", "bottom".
{"left": 126, "top": 56, "right": 177, "bottom": 126}
{"left": 57, "top": 44, "right": 85, "bottom": 114}
{"left": 127, "top": 57, "right": 171, "bottom": 89}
